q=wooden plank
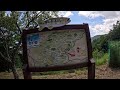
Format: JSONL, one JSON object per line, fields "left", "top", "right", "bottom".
{"left": 23, "top": 64, "right": 32, "bottom": 79}
{"left": 88, "top": 58, "right": 95, "bottom": 79}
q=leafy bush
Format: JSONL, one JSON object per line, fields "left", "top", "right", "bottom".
{"left": 93, "top": 49, "right": 108, "bottom": 66}
{"left": 95, "top": 53, "right": 108, "bottom": 66}
{"left": 92, "top": 35, "right": 108, "bottom": 53}
{"left": 93, "top": 49, "right": 104, "bottom": 59}
{"left": 109, "top": 41, "right": 120, "bottom": 68}
{"left": 15, "top": 55, "right": 22, "bottom": 68}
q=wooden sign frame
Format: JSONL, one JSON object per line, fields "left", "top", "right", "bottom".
{"left": 22, "top": 23, "right": 95, "bottom": 79}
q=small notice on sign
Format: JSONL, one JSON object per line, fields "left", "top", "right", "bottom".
{"left": 27, "top": 33, "right": 40, "bottom": 48}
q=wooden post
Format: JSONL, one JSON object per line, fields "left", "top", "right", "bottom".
{"left": 23, "top": 64, "right": 32, "bottom": 79}
{"left": 88, "top": 58, "right": 95, "bottom": 79}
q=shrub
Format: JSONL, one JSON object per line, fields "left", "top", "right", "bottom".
{"left": 93, "top": 49, "right": 104, "bottom": 60}
{"left": 93, "top": 49, "right": 108, "bottom": 66}
{"left": 109, "top": 41, "right": 120, "bottom": 68}
{"left": 95, "top": 53, "right": 108, "bottom": 66}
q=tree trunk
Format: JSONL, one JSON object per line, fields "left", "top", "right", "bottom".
{"left": 11, "top": 64, "right": 19, "bottom": 79}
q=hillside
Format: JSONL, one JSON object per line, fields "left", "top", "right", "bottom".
{"left": 91, "top": 34, "right": 107, "bottom": 42}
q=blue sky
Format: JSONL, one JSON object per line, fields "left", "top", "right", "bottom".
{"left": 72, "top": 16, "right": 104, "bottom": 26}
{"left": 6, "top": 11, "right": 120, "bottom": 37}
{"left": 69, "top": 11, "right": 104, "bottom": 25}
{"left": 59, "top": 11, "right": 120, "bottom": 37}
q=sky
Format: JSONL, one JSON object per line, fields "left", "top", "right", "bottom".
{"left": 58, "top": 11, "right": 120, "bottom": 37}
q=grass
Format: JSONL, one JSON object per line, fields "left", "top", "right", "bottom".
{"left": 95, "top": 53, "right": 108, "bottom": 66}
{"left": 93, "top": 49, "right": 108, "bottom": 66}
{"left": 0, "top": 53, "right": 109, "bottom": 79}
{"left": 0, "top": 51, "right": 109, "bottom": 78}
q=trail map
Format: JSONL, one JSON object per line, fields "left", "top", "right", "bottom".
{"left": 27, "top": 29, "right": 88, "bottom": 68}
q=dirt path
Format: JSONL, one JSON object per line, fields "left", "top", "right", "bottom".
{"left": 0, "top": 63, "right": 120, "bottom": 79}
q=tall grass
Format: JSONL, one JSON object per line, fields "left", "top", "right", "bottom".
{"left": 95, "top": 53, "right": 108, "bottom": 66}
{"left": 109, "top": 41, "right": 120, "bottom": 68}
{"left": 93, "top": 49, "right": 108, "bottom": 66}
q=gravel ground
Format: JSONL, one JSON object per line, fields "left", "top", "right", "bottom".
{"left": 1, "top": 63, "right": 120, "bottom": 79}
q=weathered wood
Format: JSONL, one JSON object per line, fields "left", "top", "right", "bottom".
{"left": 23, "top": 64, "right": 32, "bottom": 79}
{"left": 22, "top": 24, "right": 95, "bottom": 79}
{"left": 88, "top": 58, "right": 95, "bottom": 79}
{"left": 28, "top": 63, "right": 88, "bottom": 72}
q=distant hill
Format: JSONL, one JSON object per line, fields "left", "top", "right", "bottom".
{"left": 91, "top": 35, "right": 104, "bottom": 42}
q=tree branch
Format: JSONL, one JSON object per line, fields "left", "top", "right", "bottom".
{"left": 0, "top": 32, "right": 11, "bottom": 61}
{"left": 15, "top": 22, "right": 22, "bottom": 34}
{"left": 11, "top": 37, "right": 22, "bottom": 63}
{"left": 25, "top": 11, "right": 42, "bottom": 28}
{"left": 0, "top": 51, "right": 11, "bottom": 63}
{"left": 26, "top": 11, "right": 30, "bottom": 28}
{"left": 6, "top": 40, "right": 12, "bottom": 61}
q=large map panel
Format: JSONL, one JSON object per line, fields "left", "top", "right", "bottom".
{"left": 27, "top": 29, "right": 88, "bottom": 68}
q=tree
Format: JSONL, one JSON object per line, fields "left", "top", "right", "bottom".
{"left": 108, "top": 20, "right": 120, "bottom": 41}
{"left": 92, "top": 35, "right": 108, "bottom": 53}
{"left": 0, "top": 11, "right": 59, "bottom": 79}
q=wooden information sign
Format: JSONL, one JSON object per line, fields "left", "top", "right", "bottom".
{"left": 22, "top": 23, "right": 95, "bottom": 79}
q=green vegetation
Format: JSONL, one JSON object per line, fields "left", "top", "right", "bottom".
{"left": 92, "top": 35, "right": 108, "bottom": 53}
{"left": 95, "top": 53, "right": 108, "bottom": 66}
{"left": 1, "top": 11, "right": 120, "bottom": 78}
{"left": 0, "top": 11, "right": 59, "bottom": 79}
{"left": 109, "top": 41, "right": 120, "bottom": 68}
{"left": 92, "top": 49, "right": 108, "bottom": 65}
{"left": 108, "top": 21, "right": 120, "bottom": 41}
{"left": 92, "top": 20, "right": 120, "bottom": 68}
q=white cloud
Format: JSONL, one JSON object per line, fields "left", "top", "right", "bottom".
{"left": 89, "top": 20, "right": 116, "bottom": 37}
{"left": 78, "top": 11, "right": 104, "bottom": 19}
{"left": 90, "top": 24, "right": 110, "bottom": 37}
{"left": 78, "top": 11, "right": 120, "bottom": 36}
{"left": 58, "top": 11, "right": 73, "bottom": 17}
{"left": 78, "top": 11, "right": 120, "bottom": 19}
{"left": 64, "top": 11, "right": 73, "bottom": 17}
